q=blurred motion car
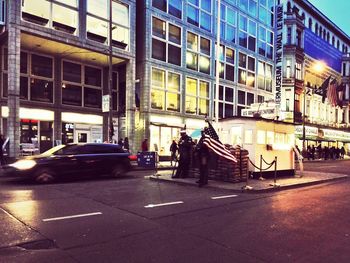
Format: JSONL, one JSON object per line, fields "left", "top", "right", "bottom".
{"left": 2, "top": 143, "right": 132, "bottom": 183}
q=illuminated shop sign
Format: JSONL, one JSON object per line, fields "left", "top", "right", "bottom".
{"left": 304, "top": 29, "right": 342, "bottom": 72}
{"left": 274, "top": 3, "right": 283, "bottom": 105}
{"left": 322, "top": 129, "right": 350, "bottom": 141}
{"left": 295, "top": 125, "right": 318, "bottom": 136}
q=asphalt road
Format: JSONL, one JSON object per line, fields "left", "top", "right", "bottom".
{"left": 0, "top": 161, "right": 350, "bottom": 263}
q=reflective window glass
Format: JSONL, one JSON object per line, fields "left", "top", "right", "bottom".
{"left": 30, "top": 79, "right": 53, "bottom": 103}
{"left": 85, "top": 66, "right": 101, "bottom": 86}
{"left": 187, "top": 32, "right": 198, "bottom": 51}
{"left": 187, "top": 5, "right": 199, "bottom": 26}
{"left": 87, "top": 0, "right": 107, "bottom": 17}
{"left": 153, "top": 17, "right": 166, "bottom": 39}
{"left": 186, "top": 77, "right": 197, "bottom": 96}
{"left": 112, "top": 2, "right": 129, "bottom": 27}
{"left": 31, "top": 54, "right": 53, "bottom": 78}
{"left": 84, "top": 88, "right": 102, "bottom": 108}
{"left": 169, "top": 24, "right": 181, "bottom": 44}
{"left": 62, "top": 84, "right": 82, "bottom": 106}
{"left": 63, "top": 61, "right": 81, "bottom": 83}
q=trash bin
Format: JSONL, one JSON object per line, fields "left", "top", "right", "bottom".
{"left": 137, "top": 151, "right": 158, "bottom": 168}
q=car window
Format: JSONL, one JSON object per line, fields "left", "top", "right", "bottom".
{"left": 82, "top": 145, "right": 125, "bottom": 154}
{"left": 54, "top": 144, "right": 83, "bottom": 155}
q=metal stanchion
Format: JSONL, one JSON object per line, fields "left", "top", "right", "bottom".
{"left": 269, "top": 156, "right": 280, "bottom": 188}
{"left": 259, "top": 155, "right": 265, "bottom": 180}
{"left": 242, "top": 149, "right": 253, "bottom": 190}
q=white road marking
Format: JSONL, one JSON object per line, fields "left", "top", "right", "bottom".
{"left": 144, "top": 201, "right": 184, "bottom": 208}
{"left": 211, "top": 195, "right": 238, "bottom": 200}
{"left": 42, "top": 212, "right": 102, "bottom": 222}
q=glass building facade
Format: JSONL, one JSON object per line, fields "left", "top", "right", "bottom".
{"left": 137, "top": 0, "right": 275, "bottom": 155}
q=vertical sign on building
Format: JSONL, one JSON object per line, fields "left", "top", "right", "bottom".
{"left": 275, "top": 3, "right": 283, "bottom": 108}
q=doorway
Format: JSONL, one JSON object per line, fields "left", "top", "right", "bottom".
{"left": 75, "top": 130, "right": 90, "bottom": 143}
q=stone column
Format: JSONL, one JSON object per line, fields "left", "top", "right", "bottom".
{"left": 125, "top": 59, "right": 136, "bottom": 153}
{"left": 7, "top": 0, "right": 21, "bottom": 158}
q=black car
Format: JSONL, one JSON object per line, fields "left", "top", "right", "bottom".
{"left": 3, "top": 143, "right": 132, "bottom": 183}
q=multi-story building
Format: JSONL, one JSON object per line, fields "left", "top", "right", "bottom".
{"left": 278, "top": 0, "right": 350, "bottom": 152}
{"left": 136, "top": 0, "right": 275, "bottom": 156}
{"left": 0, "top": 0, "right": 137, "bottom": 157}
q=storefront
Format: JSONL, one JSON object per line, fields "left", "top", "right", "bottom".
{"left": 149, "top": 115, "right": 206, "bottom": 156}
{"left": 1, "top": 106, "right": 54, "bottom": 154}
{"left": 61, "top": 112, "right": 103, "bottom": 144}
{"left": 295, "top": 125, "right": 350, "bottom": 152}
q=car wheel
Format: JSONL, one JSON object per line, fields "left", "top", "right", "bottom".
{"left": 35, "top": 169, "right": 55, "bottom": 184}
{"left": 111, "top": 164, "right": 127, "bottom": 178}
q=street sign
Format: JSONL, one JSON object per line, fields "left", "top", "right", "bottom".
{"left": 102, "top": 95, "right": 110, "bottom": 112}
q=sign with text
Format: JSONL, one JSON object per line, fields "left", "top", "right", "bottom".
{"left": 274, "top": 4, "right": 283, "bottom": 106}
{"left": 304, "top": 28, "right": 342, "bottom": 72}
{"left": 102, "top": 95, "right": 110, "bottom": 112}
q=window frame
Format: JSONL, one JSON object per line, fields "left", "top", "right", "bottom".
{"left": 152, "top": 16, "right": 182, "bottom": 66}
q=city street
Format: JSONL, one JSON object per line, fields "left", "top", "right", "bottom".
{"left": 0, "top": 160, "right": 350, "bottom": 262}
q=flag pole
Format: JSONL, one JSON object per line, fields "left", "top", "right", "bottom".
{"left": 215, "top": 0, "right": 221, "bottom": 125}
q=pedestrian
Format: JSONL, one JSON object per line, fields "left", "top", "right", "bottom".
{"left": 118, "top": 138, "right": 124, "bottom": 148}
{"left": 0, "top": 134, "right": 4, "bottom": 166}
{"left": 307, "top": 145, "right": 311, "bottom": 160}
{"left": 169, "top": 140, "right": 178, "bottom": 166}
{"left": 311, "top": 145, "right": 315, "bottom": 160}
{"left": 195, "top": 129, "right": 210, "bottom": 187}
{"left": 173, "top": 129, "right": 192, "bottom": 178}
{"left": 124, "top": 137, "right": 129, "bottom": 151}
{"left": 141, "top": 138, "right": 148, "bottom": 151}
{"left": 341, "top": 146, "right": 346, "bottom": 159}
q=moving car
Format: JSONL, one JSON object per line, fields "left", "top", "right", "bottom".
{"left": 3, "top": 143, "right": 132, "bottom": 183}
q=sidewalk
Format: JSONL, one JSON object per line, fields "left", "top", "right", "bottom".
{"left": 148, "top": 169, "right": 349, "bottom": 193}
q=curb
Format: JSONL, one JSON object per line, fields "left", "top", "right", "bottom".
{"left": 149, "top": 174, "right": 349, "bottom": 193}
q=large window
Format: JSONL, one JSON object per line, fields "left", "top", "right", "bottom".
{"left": 152, "top": 17, "right": 182, "bottom": 66}
{"left": 237, "top": 90, "right": 254, "bottom": 116}
{"left": 239, "top": 0, "right": 257, "bottom": 17}
{"left": 152, "top": 0, "right": 182, "bottom": 19}
{"left": 186, "top": 32, "right": 210, "bottom": 74}
{"left": 86, "top": 0, "right": 130, "bottom": 49}
{"left": 258, "top": 25, "right": 273, "bottom": 59}
{"left": 151, "top": 68, "right": 180, "bottom": 112}
{"left": 62, "top": 60, "right": 102, "bottom": 108}
{"left": 2, "top": 51, "right": 54, "bottom": 103}
{"left": 187, "top": 0, "right": 212, "bottom": 32}
{"left": 217, "top": 85, "right": 235, "bottom": 118}
{"left": 22, "top": 0, "right": 78, "bottom": 35}
{"left": 216, "top": 45, "right": 235, "bottom": 82}
{"left": 238, "top": 52, "right": 255, "bottom": 87}
{"left": 185, "top": 77, "right": 209, "bottom": 115}
{"left": 259, "top": 0, "right": 274, "bottom": 27}
{"left": 219, "top": 4, "right": 236, "bottom": 44}
{"left": 239, "top": 15, "right": 256, "bottom": 52}
{"left": 257, "top": 61, "right": 272, "bottom": 92}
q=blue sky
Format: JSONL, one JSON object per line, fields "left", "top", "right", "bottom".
{"left": 308, "top": 0, "right": 350, "bottom": 36}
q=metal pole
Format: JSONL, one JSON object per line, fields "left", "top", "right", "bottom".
{"left": 259, "top": 154, "right": 262, "bottom": 179}
{"left": 108, "top": 0, "right": 113, "bottom": 142}
{"left": 302, "top": 88, "right": 306, "bottom": 151}
{"left": 274, "top": 156, "right": 277, "bottom": 185}
{"left": 215, "top": 0, "right": 221, "bottom": 124}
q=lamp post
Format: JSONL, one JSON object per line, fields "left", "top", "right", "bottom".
{"left": 215, "top": 0, "right": 221, "bottom": 124}
{"left": 108, "top": 0, "right": 113, "bottom": 142}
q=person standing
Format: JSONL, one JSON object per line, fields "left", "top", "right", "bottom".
{"left": 195, "top": 130, "right": 210, "bottom": 187}
{"left": 169, "top": 140, "right": 178, "bottom": 166}
{"left": 0, "top": 134, "right": 4, "bottom": 166}
{"left": 341, "top": 146, "right": 346, "bottom": 159}
{"left": 173, "top": 129, "right": 192, "bottom": 178}
{"left": 118, "top": 138, "right": 124, "bottom": 148}
{"left": 124, "top": 137, "right": 129, "bottom": 151}
{"left": 141, "top": 138, "right": 148, "bottom": 151}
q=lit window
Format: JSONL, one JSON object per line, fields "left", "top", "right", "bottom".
{"left": 186, "top": 32, "right": 210, "bottom": 74}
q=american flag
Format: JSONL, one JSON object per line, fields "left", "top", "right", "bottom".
{"left": 327, "top": 78, "right": 338, "bottom": 107}
{"left": 203, "top": 121, "right": 237, "bottom": 163}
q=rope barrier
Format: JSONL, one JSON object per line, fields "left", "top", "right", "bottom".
{"left": 248, "top": 157, "right": 275, "bottom": 171}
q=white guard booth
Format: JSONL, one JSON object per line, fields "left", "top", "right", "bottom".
{"left": 219, "top": 117, "right": 296, "bottom": 177}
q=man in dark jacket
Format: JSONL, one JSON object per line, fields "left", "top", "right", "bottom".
{"left": 173, "top": 130, "right": 192, "bottom": 178}
{"left": 169, "top": 140, "right": 178, "bottom": 166}
{"left": 195, "top": 130, "right": 210, "bottom": 186}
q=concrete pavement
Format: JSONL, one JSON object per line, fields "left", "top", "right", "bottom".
{"left": 148, "top": 168, "right": 349, "bottom": 193}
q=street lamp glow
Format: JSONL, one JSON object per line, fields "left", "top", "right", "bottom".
{"left": 313, "top": 61, "right": 326, "bottom": 73}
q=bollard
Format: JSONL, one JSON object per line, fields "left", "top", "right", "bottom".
{"left": 259, "top": 155, "right": 265, "bottom": 180}
{"left": 269, "top": 156, "right": 280, "bottom": 188}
